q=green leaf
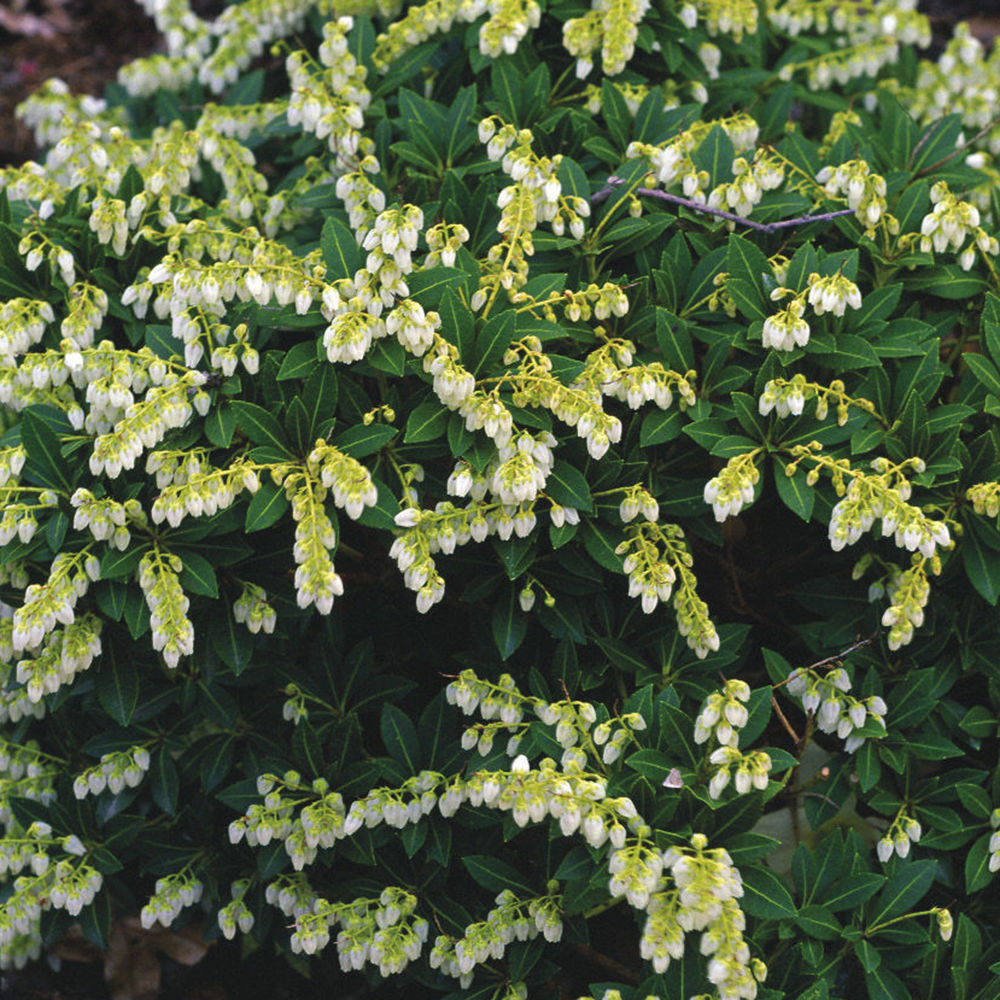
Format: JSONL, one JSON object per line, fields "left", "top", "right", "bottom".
{"left": 907, "top": 266, "right": 987, "bottom": 300}
{"left": 204, "top": 402, "right": 237, "bottom": 448}
{"left": 100, "top": 545, "right": 148, "bottom": 581}
{"left": 380, "top": 702, "right": 420, "bottom": 774}
{"left": 439, "top": 286, "right": 475, "bottom": 359}
{"left": 640, "top": 409, "right": 682, "bottom": 446}
{"left": 864, "top": 964, "right": 910, "bottom": 1000}
{"left": 277, "top": 340, "right": 320, "bottom": 380}
{"left": 245, "top": 481, "right": 289, "bottom": 532}
{"left": 868, "top": 860, "right": 936, "bottom": 926}
{"left": 210, "top": 608, "right": 253, "bottom": 675}
{"left": 444, "top": 84, "right": 477, "bottom": 166}
{"left": 320, "top": 216, "right": 362, "bottom": 280}
{"left": 545, "top": 461, "right": 593, "bottom": 512}
{"left": 727, "top": 235, "right": 769, "bottom": 316}
{"left": 963, "top": 520, "right": 1000, "bottom": 605}
{"left": 300, "top": 364, "right": 338, "bottom": 442}
{"left": 473, "top": 309, "right": 515, "bottom": 376}
{"left": 492, "top": 587, "right": 527, "bottom": 661}
{"left": 795, "top": 905, "right": 842, "bottom": 940}
{"left": 231, "top": 401, "right": 293, "bottom": 455}
{"left": 95, "top": 636, "right": 140, "bottom": 726}
{"left": 333, "top": 422, "right": 396, "bottom": 458}
{"left": 910, "top": 113, "right": 963, "bottom": 174}
{"left": 462, "top": 855, "right": 537, "bottom": 896}
{"left": 21, "top": 410, "right": 72, "bottom": 492}
{"left": 150, "top": 749, "right": 179, "bottom": 814}
{"left": 963, "top": 353, "right": 1000, "bottom": 398}
{"left": 78, "top": 890, "right": 112, "bottom": 951}
{"left": 773, "top": 457, "right": 815, "bottom": 521}
{"left": 405, "top": 400, "right": 449, "bottom": 443}
{"left": 823, "top": 872, "right": 885, "bottom": 911}
{"left": 965, "top": 835, "right": 995, "bottom": 893}
{"left": 691, "top": 124, "right": 735, "bottom": 189}
{"left": 740, "top": 865, "right": 797, "bottom": 919}
{"left": 626, "top": 748, "right": 682, "bottom": 784}
{"left": 177, "top": 550, "right": 218, "bottom": 598}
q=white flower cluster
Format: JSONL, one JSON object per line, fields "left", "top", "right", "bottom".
{"left": 138, "top": 549, "right": 194, "bottom": 668}
{"left": 592, "top": 713, "right": 648, "bottom": 765}
{"left": 693, "top": 680, "right": 772, "bottom": 799}
{"left": 284, "top": 471, "right": 345, "bottom": 615}
{"left": 763, "top": 271, "right": 862, "bottom": 352}
{"left": 786, "top": 665, "right": 886, "bottom": 754}
{"left": 641, "top": 834, "right": 765, "bottom": 1000}
{"left": 878, "top": 558, "right": 931, "bottom": 651}
{"left": 817, "top": 160, "right": 894, "bottom": 237}
{"left": 0, "top": 486, "right": 58, "bottom": 549}
{"left": 286, "top": 14, "right": 372, "bottom": 167}
{"left": 895, "top": 22, "right": 1000, "bottom": 153}
{"left": 424, "top": 221, "right": 470, "bottom": 268}
{"left": 617, "top": 521, "right": 719, "bottom": 656}
{"left": 218, "top": 879, "right": 255, "bottom": 939}
{"left": 759, "top": 375, "right": 878, "bottom": 427}
{"left": 989, "top": 808, "right": 1000, "bottom": 874}
{"left": 826, "top": 457, "right": 951, "bottom": 560}
{"left": 70, "top": 489, "right": 142, "bottom": 550}
{"left": 678, "top": 0, "right": 758, "bottom": 41}
{"left": 918, "top": 182, "right": 1000, "bottom": 270}
{"left": 141, "top": 873, "right": 204, "bottom": 930}
{"left": 489, "top": 431, "right": 556, "bottom": 504}
{"left": 778, "top": 1, "right": 929, "bottom": 93}
{"left": 694, "top": 679, "right": 751, "bottom": 748}
{"left": 876, "top": 809, "right": 923, "bottom": 863}
{"left": 618, "top": 484, "right": 660, "bottom": 524}
{"left": 15, "top": 77, "right": 113, "bottom": 148}
{"left": 72, "top": 746, "right": 151, "bottom": 800}
{"left": 290, "top": 886, "right": 429, "bottom": 977}
{"left": 703, "top": 451, "right": 760, "bottom": 522}
{"left": 967, "top": 481, "right": 1000, "bottom": 519}
{"left": 14, "top": 614, "right": 103, "bottom": 704}
{"left": 563, "top": 0, "right": 651, "bottom": 78}
{"left": 12, "top": 551, "right": 100, "bottom": 654}
{"left": 0, "top": 739, "right": 57, "bottom": 827}
{"left": 199, "top": 0, "right": 317, "bottom": 95}
{"left": 474, "top": 119, "right": 590, "bottom": 302}
{"left": 0, "top": 299, "right": 55, "bottom": 362}
{"left": 233, "top": 584, "right": 277, "bottom": 635}
{"left": 707, "top": 153, "right": 784, "bottom": 218}
{"left": 430, "top": 889, "right": 561, "bottom": 986}
{"left": 627, "top": 114, "right": 759, "bottom": 203}
{"left": 88, "top": 370, "right": 208, "bottom": 479}
{"left": 150, "top": 457, "right": 260, "bottom": 528}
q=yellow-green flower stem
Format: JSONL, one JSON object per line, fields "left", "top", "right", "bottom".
{"left": 768, "top": 376, "right": 888, "bottom": 428}
{"left": 866, "top": 907, "right": 947, "bottom": 937}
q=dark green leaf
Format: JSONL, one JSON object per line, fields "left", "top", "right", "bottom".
{"left": 320, "top": 216, "right": 362, "bottom": 280}
{"left": 740, "top": 865, "right": 797, "bottom": 919}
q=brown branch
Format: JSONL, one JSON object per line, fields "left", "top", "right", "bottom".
{"left": 771, "top": 694, "right": 800, "bottom": 745}
{"left": 591, "top": 176, "right": 856, "bottom": 233}
{"left": 566, "top": 943, "right": 640, "bottom": 985}
{"left": 911, "top": 113, "right": 1000, "bottom": 178}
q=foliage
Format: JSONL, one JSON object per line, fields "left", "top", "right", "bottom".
{"left": 0, "top": 0, "right": 998, "bottom": 998}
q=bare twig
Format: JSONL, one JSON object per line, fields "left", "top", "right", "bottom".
{"left": 772, "top": 632, "right": 877, "bottom": 690}
{"left": 591, "top": 176, "right": 856, "bottom": 234}
{"left": 911, "top": 113, "right": 1000, "bottom": 178}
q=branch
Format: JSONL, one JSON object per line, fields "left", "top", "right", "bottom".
{"left": 591, "top": 176, "right": 856, "bottom": 234}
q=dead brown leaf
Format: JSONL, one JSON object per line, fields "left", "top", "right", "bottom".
{"left": 0, "top": 0, "right": 72, "bottom": 39}
{"left": 50, "top": 916, "right": 212, "bottom": 1000}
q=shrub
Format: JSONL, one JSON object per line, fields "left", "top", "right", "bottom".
{"left": 0, "top": 0, "right": 998, "bottom": 997}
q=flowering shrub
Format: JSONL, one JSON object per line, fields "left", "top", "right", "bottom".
{"left": 1, "top": 0, "right": 1000, "bottom": 997}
